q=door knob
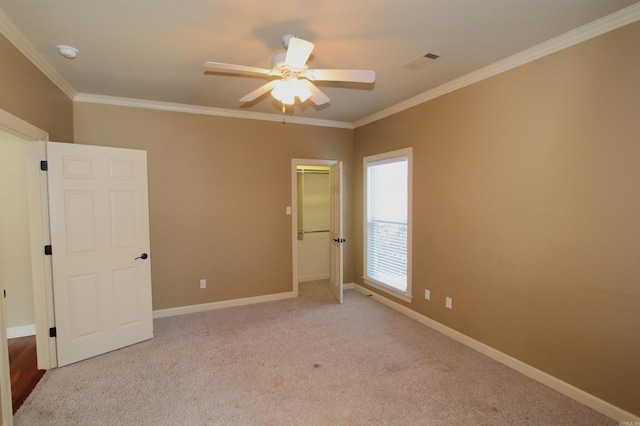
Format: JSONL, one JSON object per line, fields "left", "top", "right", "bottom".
{"left": 135, "top": 253, "right": 148, "bottom": 260}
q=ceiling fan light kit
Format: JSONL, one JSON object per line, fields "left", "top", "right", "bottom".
{"left": 204, "top": 35, "right": 375, "bottom": 113}
{"left": 272, "top": 78, "right": 312, "bottom": 105}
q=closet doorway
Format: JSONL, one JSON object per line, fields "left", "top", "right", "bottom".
{"left": 291, "top": 159, "right": 343, "bottom": 303}
{"left": 296, "top": 165, "right": 331, "bottom": 283}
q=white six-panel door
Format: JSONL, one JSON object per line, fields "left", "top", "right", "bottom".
{"left": 46, "top": 142, "right": 153, "bottom": 366}
{"left": 329, "top": 161, "right": 344, "bottom": 304}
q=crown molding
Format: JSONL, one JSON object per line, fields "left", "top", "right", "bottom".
{"left": 73, "top": 94, "right": 353, "bottom": 129}
{"left": 353, "top": 2, "right": 640, "bottom": 129}
{"left": 2, "top": 3, "right": 637, "bottom": 130}
{"left": 0, "top": 8, "right": 77, "bottom": 99}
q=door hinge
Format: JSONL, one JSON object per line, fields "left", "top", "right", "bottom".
{"left": 44, "top": 245, "right": 52, "bottom": 255}
{"left": 49, "top": 327, "right": 57, "bottom": 338}
{"left": 40, "top": 160, "right": 48, "bottom": 171}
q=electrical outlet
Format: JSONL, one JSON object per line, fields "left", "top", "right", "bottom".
{"left": 446, "top": 297, "right": 452, "bottom": 309}
{"left": 200, "top": 279, "right": 206, "bottom": 289}
{"left": 424, "top": 289, "right": 431, "bottom": 300}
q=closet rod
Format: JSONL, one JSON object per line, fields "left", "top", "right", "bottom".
{"left": 297, "top": 169, "right": 329, "bottom": 175}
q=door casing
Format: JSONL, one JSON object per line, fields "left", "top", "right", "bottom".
{"left": 26, "top": 141, "right": 57, "bottom": 369}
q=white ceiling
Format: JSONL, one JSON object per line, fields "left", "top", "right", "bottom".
{"left": 1, "top": 0, "right": 638, "bottom": 126}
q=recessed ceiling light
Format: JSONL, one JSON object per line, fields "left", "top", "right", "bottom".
{"left": 57, "top": 45, "right": 79, "bottom": 59}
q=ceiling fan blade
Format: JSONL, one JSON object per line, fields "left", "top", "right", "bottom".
{"left": 239, "top": 81, "right": 277, "bottom": 103}
{"left": 204, "top": 61, "right": 274, "bottom": 76}
{"left": 285, "top": 37, "right": 314, "bottom": 70}
{"left": 304, "top": 69, "right": 375, "bottom": 83}
{"left": 301, "top": 79, "right": 330, "bottom": 105}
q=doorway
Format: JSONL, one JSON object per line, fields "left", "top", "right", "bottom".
{"left": 0, "top": 130, "right": 46, "bottom": 414}
{"left": 291, "top": 159, "right": 343, "bottom": 302}
{"left": 296, "top": 165, "right": 331, "bottom": 283}
{"left": 0, "top": 132, "right": 36, "bottom": 342}
{"left": 0, "top": 114, "right": 51, "bottom": 424}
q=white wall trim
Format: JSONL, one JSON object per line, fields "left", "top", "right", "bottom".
{"left": 351, "top": 283, "right": 639, "bottom": 422}
{"left": 0, "top": 109, "right": 49, "bottom": 141}
{"left": 0, "top": 8, "right": 77, "bottom": 100}
{"left": 154, "top": 283, "right": 357, "bottom": 319}
{"left": 6, "top": 324, "right": 36, "bottom": 339}
{"left": 152, "top": 291, "right": 296, "bottom": 319}
{"left": 353, "top": 3, "right": 640, "bottom": 128}
{"left": 74, "top": 93, "right": 353, "bottom": 129}
{"left": 298, "top": 274, "right": 331, "bottom": 283}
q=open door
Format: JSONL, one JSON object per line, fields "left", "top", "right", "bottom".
{"left": 46, "top": 142, "right": 153, "bottom": 366}
{"left": 328, "top": 161, "right": 344, "bottom": 303}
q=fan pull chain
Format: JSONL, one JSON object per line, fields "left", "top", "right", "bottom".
{"left": 282, "top": 104, "right": 286, "bottom": 114}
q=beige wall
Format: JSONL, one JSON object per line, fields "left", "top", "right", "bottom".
{"left": 354, "top": 21, "right": 640, "bottom": 416}
{"left": 73, "top": 103, "right": 354, "bottom": 310}
{"left": 0, "top": 33, "right": 74, "bottom": 142}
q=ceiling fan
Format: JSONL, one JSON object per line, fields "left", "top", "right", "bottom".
{"left": 204, "top": 35, "right": 375, "bottom": 112}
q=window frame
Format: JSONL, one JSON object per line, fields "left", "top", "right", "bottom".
{"left": 363, "top": 147, "right": 413, "bottom": 302}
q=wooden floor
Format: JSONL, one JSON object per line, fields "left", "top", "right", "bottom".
{"left": 8, "top": 336, "right": 45, "bottom": 414}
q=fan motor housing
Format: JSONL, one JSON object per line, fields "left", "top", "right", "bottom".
{"left": 272, "top": 52, "right": 308, "bottom": 76}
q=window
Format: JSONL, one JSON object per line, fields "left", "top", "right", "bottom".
{"left": 364, "top": 148, "right": 412, "bottom": 301}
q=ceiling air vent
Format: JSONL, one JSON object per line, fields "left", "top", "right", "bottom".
{"left": 402, "top": 52, "right": 441, "bottom": 70}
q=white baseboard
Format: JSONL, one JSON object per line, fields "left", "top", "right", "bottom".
{"left": 298, "top": 274, "right": 330, "bottom": 282}
{"left": 152, "top": 291, "right": 296, "bottom": 319}
{"left": 154, "top": 284, "right": 356, "bottom": 320}
{"left": 6, "top": 324, "right": 36, "bottom": 338}
{"left": 351, "top": 284, "right": 639, "bottom": 422}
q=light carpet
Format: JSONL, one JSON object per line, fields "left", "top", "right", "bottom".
{"left": 15, "top": 281, "right": 614, "bottom": 425}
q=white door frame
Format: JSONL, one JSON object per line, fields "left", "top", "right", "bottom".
{"left": 0, "top": 229, "right": 10, "bottom": 425}
{"left": 25, "top": 141, "right": 57, "bottom": 370}
{"left": 291, "top": 158, "right": 339, "bottom": 297}
{"left": 0, "top": 108, "right": 52, "bottom": 426}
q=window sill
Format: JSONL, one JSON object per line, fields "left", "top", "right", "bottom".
{"left": 363, "top": 278, "right": 412, "bottom": 303}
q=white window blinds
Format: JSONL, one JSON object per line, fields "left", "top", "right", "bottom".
{"left": 365, "top": 150, "right": 411, "bottom": 297}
